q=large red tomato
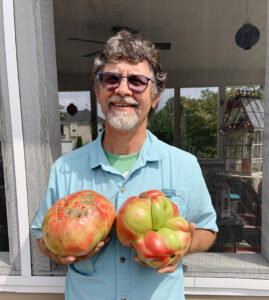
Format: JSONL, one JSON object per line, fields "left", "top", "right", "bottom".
{"left": 117, "top": 190, "right": 191, "bottom": 268}
{"left": 42, "top": 190, "right": 116, "bottom": 257}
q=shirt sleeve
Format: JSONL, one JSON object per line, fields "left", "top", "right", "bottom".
{"left": 185, "top": 157, "right": 218, "bottom": 232}
{"left": 30, "top": 163, "right": 59, "bottom": 239}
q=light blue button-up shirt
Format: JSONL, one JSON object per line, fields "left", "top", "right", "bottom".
{"left": 31, "top": 130, "right": 218, "bottom": 300}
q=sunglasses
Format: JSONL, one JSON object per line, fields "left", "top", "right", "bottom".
{"left": 98, "top": 72, "right": 152, "bottom": 94}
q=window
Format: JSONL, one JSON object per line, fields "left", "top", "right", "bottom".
{"left": 180, "top": 87, "right": 218, "bottom": 158}
{"left": 148, "top": 89, "right": 175, "bottom": 146}
{"left": 148, "top": 87, "right": 218, "bottom": 160}
{"left": 58, "top": 91, "right": 105, "bottom": 155}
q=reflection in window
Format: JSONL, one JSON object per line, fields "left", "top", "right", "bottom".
{"left": 208, "top": 87, "right": 263, "bottom": 254}
{"left": 147, "top": 89, "right": 175, "bottom": 145}
{"left": 58, "top": 91, "right": 105, "bottom": 155}
{"left": 148, "top": 87, "right": 218, "bottom": 159}
{"left": 148, "top": 84, "right": 263, "bottom": 255}
{"left": 223, "top": 88, "right": 264, "bottom": 174}
{"left": 180, "top": 87, "right": 218, "bottom": 158}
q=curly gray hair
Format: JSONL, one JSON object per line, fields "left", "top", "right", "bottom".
{"left": 93, "top": 30, "right": 167, "bottom": 99}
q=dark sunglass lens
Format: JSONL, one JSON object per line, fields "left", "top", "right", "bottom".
{"left": 128, "top": 75, "right": 148, "bottom": 93}
{"left": 102, "top": 73, "right": 120, "bottom": 90}
{"left": 129, "top": 75, "right": 147, "bottom": 85}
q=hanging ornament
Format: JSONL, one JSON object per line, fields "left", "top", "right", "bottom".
{"left": 67, "top": 103, "right": 78, "bottom": 115}
{"left": 235, "top": 23, "right": 260, "bottom": 50}
{"left": 235, "top": 0, "right": 260, "bottom": 50}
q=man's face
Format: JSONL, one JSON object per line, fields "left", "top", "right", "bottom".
{"left": 96, "top": 59, "right": 160, "bottom": 132}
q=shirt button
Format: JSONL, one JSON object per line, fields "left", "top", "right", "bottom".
{"left": 120, "top": 257, "right": 126, "bottom": 263}
{"left": 120, "top": 187, "right": 125, "bottom": 193}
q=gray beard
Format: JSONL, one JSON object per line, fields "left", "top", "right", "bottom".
{"left": 107, "top": 96, "right": 140, "bottom": 131}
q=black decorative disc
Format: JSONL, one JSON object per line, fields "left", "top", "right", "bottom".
{"left": 235, "top": 23, "right": 260, "bottom": 50}
{"left": 67, "top": 103, "right": 78, "bottom": 115}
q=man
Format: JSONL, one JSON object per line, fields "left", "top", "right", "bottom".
{"left": 31, "top": 30, "right": 217, "bottom": 300}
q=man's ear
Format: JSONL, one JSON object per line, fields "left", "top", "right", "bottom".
{"left": 151, "top": 94, "right": 161, "bottom": 109}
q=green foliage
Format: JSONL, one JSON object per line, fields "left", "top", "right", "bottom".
{"left": 76, "top": 136, "right": 83, "bottom": 149}
{"left": 148, "top": 97, "right": 174, "bottom": 145}
{"left": 60, "top": 112, "right": 66, "bottom": 121}
{"left": 180, "top": 89, "right": 218, "bottom": 158}
{"left": 148, "top": 88, "right": 218, "bottom": 158}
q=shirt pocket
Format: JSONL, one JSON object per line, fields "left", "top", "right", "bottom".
{"left": 161, "top": 188, "right": 187, "bottom": 218}
{"left": 73, "top": 247, "right": 106, "bottom": 276}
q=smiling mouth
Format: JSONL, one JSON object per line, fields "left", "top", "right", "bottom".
{"left": 107, "top": 96, "right": 139, "bottom": 112}
{"left": 111, "top": 102, "right": 139, "bottom": 109}
{"left": 113, "top": 103, "right": 137, "bottom": 107}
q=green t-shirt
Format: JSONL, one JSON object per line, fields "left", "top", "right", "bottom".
{"left": 104, "top": 150, "right": 140, "bottom": 177}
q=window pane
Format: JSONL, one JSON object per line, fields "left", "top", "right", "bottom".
{"left": 244, "top": 132, "right": 251, "bottom": 145}
{"left": 207, "top": 86, "right": 264, "bottom": 259}
{"left": 243, "top": 146, "right": 250, "bottom": 159}
{"left": 228, "top": 132, "right": 236, "bottom": 145}
{"left": 254, "top": 130, "right": 261, "bottom": 144}
{"left": 147, "top": 89, "right": 175, "bottom": 146}
{"left": 180, "top": 87, "right": 218, "bottom": 158}
{"left": 58, "top": 91, "right": 105, "bottom": 155}
{"left": 237, "top": 131, "right": 244, "bottom": 144}
{"left": 237, "top": 146, "right": 243, "bottom": 158}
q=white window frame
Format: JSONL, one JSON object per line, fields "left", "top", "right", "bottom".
{"left": 70, "top": 123, "right": 78, "bottom": 137}
{"left": 2, "top": 0, "right": 30, "bottom": 276}
{"left": 1, "top": 0, "right": 269, "bottom": 296}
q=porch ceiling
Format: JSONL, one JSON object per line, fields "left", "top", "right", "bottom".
{"left": 53, "top": 0, "right": 267, "bottom": 91}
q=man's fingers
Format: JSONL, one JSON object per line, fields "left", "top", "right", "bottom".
{"left": 58, "top": 255, "right": 76, "bottom": 264}
{"left": 156, "top": 262, "right": 178, "bottom": 274}
{"left": 104, "top": 236, "right": 110, "bottom": 243}
{"left": 37, "top": 238, "right": 46, "bottom": 250}
{"left": 134, "top": 255, "right": 179, "bottom": 273}
{"left": 95, "top": 241, "right": 105, "bottom": 252}
{"left": 38, "top": 236, "right": 111, "bottom": 264}
{"left": 133, "top": 255, "right": 150, "bottom": 267}
{"left": 75, "top": 239, "right": 108, "bottom": 261}
{"left": 94, "top": 236, "right": 111, "bottom": 252}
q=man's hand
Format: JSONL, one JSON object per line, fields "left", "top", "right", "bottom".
{"left": 37, "top": 236, "right": 110, "bottom": 265}
{"left": 185, "top": 222, "right": 196, "bottom": 255}
{"left": 185, "top": 222, "right": 217, "bottom": 255}
{"left": 156, "top": 262, "right": 178, "bottom": 274}
{"left": 133, "top": 254, "right": 179, "bottom": 274}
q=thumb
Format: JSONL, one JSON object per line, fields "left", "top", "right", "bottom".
{"left": 189, "top": 222, "right": 196, "bottom": 237}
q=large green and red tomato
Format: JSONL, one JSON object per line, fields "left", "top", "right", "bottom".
{"left": 42, "top": 190, "right": 116, "bottom": 257}
{"left": 117, "top": 190, "right": 191, "bottom": 268}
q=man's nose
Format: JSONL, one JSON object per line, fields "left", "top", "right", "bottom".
{"left": 114, "top": 78, "right": 132, "bottom": 97}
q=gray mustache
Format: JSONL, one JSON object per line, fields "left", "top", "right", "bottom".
{"left": 108, "top": 96, "right": 139, "bottom": 106}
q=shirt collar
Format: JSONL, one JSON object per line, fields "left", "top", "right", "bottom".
{"left": 88, "top": 129, "right": 165, "bottom": 170}
{"left": 88, "top": 130, "right": 108, "bottom": 169}
{"left": 140, "top": 130, "right": 165, "bottom": 162}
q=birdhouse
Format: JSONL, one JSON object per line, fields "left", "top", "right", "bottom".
{"left": 221, "top": 90, "right": 264, "bottom": 175}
